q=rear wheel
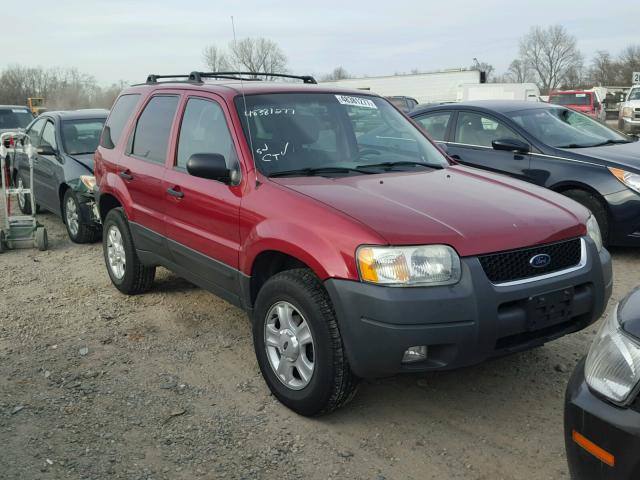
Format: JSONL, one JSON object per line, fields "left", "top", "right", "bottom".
{"left": 63, "top": 189, "right": 99, "bottom": 243}
{"left": 563, "top": 189, "right": 609, "bottom": 246}
{"left": 252, "top": 269, "right": 358, "bottom": 416}
{"left": 102, "top": 208, "right": 155, "bottom": 294}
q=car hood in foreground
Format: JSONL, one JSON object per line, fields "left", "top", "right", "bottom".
{"left": 569, "top": 141, "right": 640, "bottom": 172}
{"left": 272, "top": 166, "right": 587, "bottom": 257}
{"left": 68, "top": 153, "right": 94, "bottom": 172}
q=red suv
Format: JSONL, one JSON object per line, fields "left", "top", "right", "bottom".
{"left": 549, "top": 90, "right": 605, "bottom": 122}
{"left": 95, "top": 72, "right": 612, "bottom": 416}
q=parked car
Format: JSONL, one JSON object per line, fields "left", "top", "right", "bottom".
{"left": 0, "top": 105, "right": 34, "bottom": 184}
{"left": 13, "top": 109, "right": 108, "bottom": 242}
{"left": 564, "top": 287, "right": 640, "bottom": 479}
{"left": 386, "top": 95, "right": 418, "bottom": 113}
{"left": 549, "top": 90, "right": 606, "bottom": 122}
{"left": 95, "top": 73, "right": 611, "bottom": 416}
{"left": 618, "top": 85, "right": 640, "bottom": 135}
{"left": 410, "top": 101, "right": 640, "bottom": 247}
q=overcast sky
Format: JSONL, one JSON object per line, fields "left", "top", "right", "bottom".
{"left": 5, "top": 0, "right": 639, "bottom": 85}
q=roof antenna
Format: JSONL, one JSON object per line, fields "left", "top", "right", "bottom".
{"left": 231, "top": 16, "right": 257, "bottom": 184}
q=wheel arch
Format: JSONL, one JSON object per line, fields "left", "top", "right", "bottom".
{"left": 98, "top": 192, "right": 123, "bottom": 222}
{"left": 248, "top": 250, "right": 312, "bottom": 307}
{"left": 550, "top": 181, "right": 610, "bottom": 214}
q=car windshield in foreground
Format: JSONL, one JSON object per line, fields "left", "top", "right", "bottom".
{"left": 507, "top": 107, "right": 630, "bottom": 149}
{"left": 549, "top": 93, "right": 591, "bottom": 106}
{"left": 234, "top": 92, "right": 448, "bottom": 177}
{"left": 0, "top": 108, "right": 33, "bottom": 130}
{"left": 61, "top": 118, "right": 106, "bottom": 155}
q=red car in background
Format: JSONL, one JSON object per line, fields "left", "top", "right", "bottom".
{"left": 549, "top": 90, "right": 606, "bottom": 122}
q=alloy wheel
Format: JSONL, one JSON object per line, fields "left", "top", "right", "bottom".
{"left": 106, "top": 225, "right": 126, "bottom": 280}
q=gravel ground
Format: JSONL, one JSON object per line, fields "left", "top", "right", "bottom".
{"left": 1, "top": 211, "right": 639, "bottom": 480}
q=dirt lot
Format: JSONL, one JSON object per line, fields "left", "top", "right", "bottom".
{"left": 1, "top": 212, "right": 638, "bottom": 480}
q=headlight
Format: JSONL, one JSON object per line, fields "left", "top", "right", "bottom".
{"left": 80, "top": 175, "right": 96, "bottom": 190}
{"left": 585, "top": 305, "right": 640, "bottom": 404}
{"left": 609, "top": 167, "right": 640, "bottom": 195}
{"left": 621, "top": 107, "right": 634, "bottom": 119}
{"left": 586, "top": 214, "right": 603, "bottom": 252}
{"left": 356, "top": 245, "right": 461, "bottom": 286}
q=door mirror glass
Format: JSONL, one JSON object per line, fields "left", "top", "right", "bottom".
{"left": 492, "top": 138, "right": 530, "bottom": 154}
{"left": 187, "top": 153, "right": 232, "bottom": 183}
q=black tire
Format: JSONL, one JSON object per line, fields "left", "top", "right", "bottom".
{"left": 102, "top": 207, "right": 155, "bottom": 294}
{"left": 15, "top": 172, "right": 33, "bottom": 215}
{"left": 34, "top": 226, "right": 48, "bottom": 251}
{"left": 0, "top": 230, "right": 5, "bottom": 253}
{"left": 563, "top": 189, "right": 609, "bottom": 245}
{"left": 63, "top": 189, "right": 100, "bottom": 243}
{"left": 252, "top": 268, "right": 358, "bottom": 416}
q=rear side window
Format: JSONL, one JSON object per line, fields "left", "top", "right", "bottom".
{"left": 455, "top": 112, "right": 525, "bottom": 148}
{"left": 130, "top": 95, "right": 179, "bottom": 164}
{"left": 176, "top": 97, "right": 238, "bottom": 170}
{"left": 414, "top": 112, "right": 452, "bottom": 141}
{"left": 100, "top": 94, "right": 140, "bottom": 149}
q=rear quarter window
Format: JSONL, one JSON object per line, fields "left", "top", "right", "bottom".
{"left": 100, "top": 94, "right": 141, "bottom": 149}
{"left": 130, "top": 95, "right": 179, "bottom": 164}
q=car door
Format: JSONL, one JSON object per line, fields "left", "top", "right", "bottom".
{"left": 123, "top": 93, "right": 180, "bottom": 253}
{"left": 446, "top": 110, "right": 531, "bottom": 181}
{"left": 162, "top": 94, "right": 242, "bottom": 303}
{"left": 32, "top": 119, "right": 60, "bottom": 211}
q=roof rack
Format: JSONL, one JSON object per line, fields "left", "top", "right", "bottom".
{"left": 145, "top": 74, "right": 191, "bottom": 84}
{"left": 188, "top": 71, "right": 317, "bottom": 84}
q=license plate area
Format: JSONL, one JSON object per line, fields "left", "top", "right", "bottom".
{"left": 526, "top": 287, "right": 575, "bottom": 331}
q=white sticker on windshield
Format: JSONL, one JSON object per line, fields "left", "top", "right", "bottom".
{"left": 11, "top": 109, "right": 28, "bottom": 113}
{"left": 576, "top": 93, "right": 586, "bottom": 97}
{"left": 335, "top": 95, "right": 377, "bottom": 109}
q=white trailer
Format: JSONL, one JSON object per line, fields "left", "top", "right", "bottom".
{"left": 457, "top": 83, "right": 541, "bottom": 102}
{"left": 320, "top": 69, "right": 483, "bottom": 104}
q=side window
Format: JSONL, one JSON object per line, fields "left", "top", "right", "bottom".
{"left": 176, "top": 97, "right": 239, "bottom": 170}
{"left": 130, "top": 95, "right": 179, "bottom": 164}
{"left": 100, "top": 94, "right": 141, "bottom": 149}
{"left": 41, "top": 121, "right": 57, "bottom": 150}
{"left": 455, "top": 112, "right": 525, "bottom": 148}
{"left": 415, "top": 112, "right": 452, "bottom": 141}
{"left": 26, "top": 118, "right": 46, "bottom": 148}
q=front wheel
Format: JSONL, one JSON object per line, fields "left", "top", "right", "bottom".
{"left": 102, "top": 208, "right": 155, "bottom": 295}
{"left": 63, "top": 189, "right": 100, "bottom": 243}
{"left": 252, "top": 269, "right": 358, "bottom": 416}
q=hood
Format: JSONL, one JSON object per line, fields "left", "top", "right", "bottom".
{"left": 624, "top": 99, "right": 640, "bottom": 108}
{"left": 271, "top": 166, "right": 587, "bottom": 257}
{"left": 68, "top": 153, "right": 94, "bottom": 172}
{"left": 570, "top": 140, "right": 640, "bottom": 172}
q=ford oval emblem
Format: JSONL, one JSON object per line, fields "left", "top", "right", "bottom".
{"left": 530, "top": 254, "right": 551, "bottom": 268}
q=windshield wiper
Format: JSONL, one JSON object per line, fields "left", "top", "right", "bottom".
{"left": 268, "top": 167, "right": 371, "bottom": 178}
{"left": 356, "top": 161, "right": 439, "bottom": 171}
{"left": 588, "top": 139, "right": 631, "bottom": 147}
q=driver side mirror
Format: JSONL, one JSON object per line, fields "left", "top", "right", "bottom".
{"left": 37, "top": 144, "right": 56, "bottom": 156}
{"left": 187, "top": 153, "right": 234, "bottom": 184}
{"left": 492, "top": 138, "right": 530, "bottom": 154}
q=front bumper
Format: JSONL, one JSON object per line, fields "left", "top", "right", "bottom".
{"left": 325, "top": 237, "right": 612, "bottom": 378}
{"left": 564, "top": 358, "right": 640, "bottom": 479}
{"left": 603, "top": 189, "right": 640, "bottom": 246}
{"left": 621, "top": 117, "right": 640, "bottom": 133}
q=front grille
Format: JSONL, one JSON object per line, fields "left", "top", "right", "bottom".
{"left": 478, "top": 238, "right": 582, "bottom": 284}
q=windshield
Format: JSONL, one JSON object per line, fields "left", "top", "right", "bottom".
{"left": 507, "top": 107, "right": 629, "bottom": 148}
{"left": 549, "top": 93, "right": 592, "bottom": 106}
{"left": 61, "top": 118, "right": 106, "bottom": 155}
{"left": 628, "top": 88, "right": 640, "bottom": 101}
{"left": 234, "top": 93, "right": 448, "bottom": 177}
{"left": 0, "top": 108, "right": 34, "bottom": 130}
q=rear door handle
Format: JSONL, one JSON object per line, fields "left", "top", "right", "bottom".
{"left": 167, "top": 187, "right": 184, "bottom": 198}
{"left": 119, "top": 170, "right": 133, "bottom": 180}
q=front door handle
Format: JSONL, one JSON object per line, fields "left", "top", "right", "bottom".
{"left": 167, "top": 187, "right": 184, "bottom": 198}
{"left": 119, "top": 170, "right": 133, "bottom": 180}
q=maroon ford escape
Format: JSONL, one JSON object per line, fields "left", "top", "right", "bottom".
{"left": 94, "top": 72, "right": 612, "bottom": 416}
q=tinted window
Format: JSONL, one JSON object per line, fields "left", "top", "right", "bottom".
{"left": 61, "top": 119, "right": 106, "bottom": 155}
{"left": 455, "top": 112, "right": 525, "bottom": 148}
{"left": 101, "top": 94, "right": 140, "bottom": 149}
{"left": 549, "top": 93, "right": 592, "bottom": 106}
{"left": 628, "top": 89, "right": 640, "bottom": 101}
{"left": 235, "top": 93, "right": 448, "bottom": 177}
{"left": 415, "top": 112, "right": 451, "bottom": 141}
{"left": 0, "top": 108, "right": 33, "bottom": 130}
{"left": 41, "top": 121, "right": 57, "bottom": 150}
{"left": 176, "top": 98, "right": 238, "bottom": 170}
{"left": 131, "top": 95, "right": 179, "bottom": 164}
{"left": 26, "top": 117, "right": 46, "bottom": 147}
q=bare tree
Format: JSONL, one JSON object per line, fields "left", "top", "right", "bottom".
{"left": 470, "top": 60, "right": 494, "bottom": 81}
{"left": 589, "top": 50, "right": 615, "bottom": 86}
{"left": 519, "top": 25, "right": 583, "bottom": 93}
{"left": 228, "top": 37, "right": 287, "bottom": 76}
{"left": 321, "top": 66, "right": 351, "bottom": 82}
{"left": 202, "top": 45, "right": 231, "bottom": 71}
{"left": 615, "top": 45, "right": 640, "bottom": 85}
{"left": 505, "top": 59, "right": 532, "bottom": 83}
